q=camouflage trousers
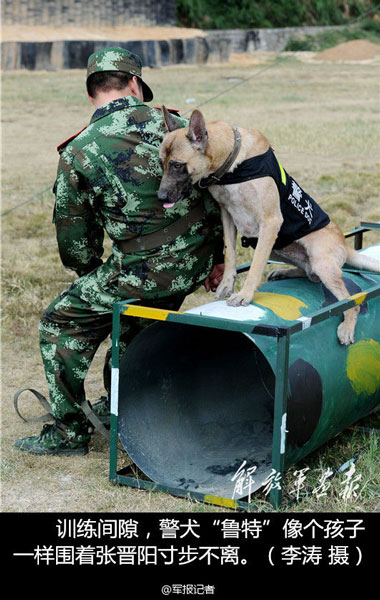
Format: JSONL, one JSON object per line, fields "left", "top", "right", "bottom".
{"left": 39, "top": 266, "right": 186, "bottom": 435}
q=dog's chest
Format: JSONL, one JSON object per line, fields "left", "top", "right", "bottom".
{"left": 210, "top": 184, "right": 261, "bottom": 237}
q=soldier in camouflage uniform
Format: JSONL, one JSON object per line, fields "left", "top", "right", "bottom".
{"left": 15, "top": 47, "right": 224, "bottom": 455}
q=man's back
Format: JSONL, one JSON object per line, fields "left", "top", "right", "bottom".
{"left": 55, "top": 95, "right": 223, "bottom": 299}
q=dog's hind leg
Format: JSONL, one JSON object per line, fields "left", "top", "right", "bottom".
{"left": 311, "top": 259, "right": 360, "bottom": 345}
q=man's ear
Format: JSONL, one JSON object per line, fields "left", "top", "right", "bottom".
{"left": 187, "top": 110, "right": 208, "bottom": 152}
{"left": 87, "top": 93, "right": 96, "bottom": 106}
{"left": 162, "top": 105, "right": 182, "bottom": 132}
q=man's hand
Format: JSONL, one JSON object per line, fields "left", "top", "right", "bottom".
{"left": 204, "top": 263, "right": 225, "bottom": 293}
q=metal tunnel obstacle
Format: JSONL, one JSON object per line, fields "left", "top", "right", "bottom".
{"left": 118, "top": 322, "right": 275, "bottom": 500}
{"left": 110, "top": 239, "right": 380, "bottom": 509}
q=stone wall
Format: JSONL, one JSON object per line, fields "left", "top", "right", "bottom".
{"left": 1, "top": 25, "right": 348, "bottom": 71}
{"left": 1, "top": 37, "right": 221, "bottom": 70}
{"left": 1, "top": 0, "right": 176, "bottom": 27}
{"left": 205, "top": 25, "right": 347, "bottom": 54}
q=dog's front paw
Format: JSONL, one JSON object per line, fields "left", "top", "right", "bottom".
{"left": 337, "top": 322, "right": 355, "bottom": 345}
{"left": 226, "top": 292, "right": 253, "bottom": 307}
{"left": 214, "top": 277, "right": 235, "bottom": 300}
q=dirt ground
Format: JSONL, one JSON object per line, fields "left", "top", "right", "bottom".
{"left": 313, "top": 39, "right": 380, "bottom": 61}
{"left": 2, "top": 24, "right": 206, "bottom": 42}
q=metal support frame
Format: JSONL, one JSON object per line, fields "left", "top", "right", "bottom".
{"left": 344, "top": 221, "right": 380, "bottom": 250}
{"left": 109, "top": 224, "right": 380, "bottom": 511}
{"left": 270, "top": 331, "right": 290, "bottom": 509}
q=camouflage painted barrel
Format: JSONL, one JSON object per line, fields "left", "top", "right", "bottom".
{"left": 118, "top": 245, "right": 380, "bottom": 500}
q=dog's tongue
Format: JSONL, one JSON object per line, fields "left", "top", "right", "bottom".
{"left": 164, "top": 202, "right": 175, "bottom": 208}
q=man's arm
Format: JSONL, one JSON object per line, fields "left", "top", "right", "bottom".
{"left": 54, "top": 151, "right": 104, "bottom": 277}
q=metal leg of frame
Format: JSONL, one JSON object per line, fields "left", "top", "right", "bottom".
{"left": 270, "top": 331, "right": 290, "bottom": 509}
{"left": 109, "top": 302, "right": 121, "bottom": 481}
{"left": 354, "top": 231, "right": 363, "bottom": 250}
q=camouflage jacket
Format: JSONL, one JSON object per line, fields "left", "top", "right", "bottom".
{"left": 54, "top": 96, "right": 224, "bottom": 299}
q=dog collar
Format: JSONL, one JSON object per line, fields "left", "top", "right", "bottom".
{"left": 198, "top": 127, "right": 241, "bottom": 188}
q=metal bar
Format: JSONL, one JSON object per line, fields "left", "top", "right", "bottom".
{"left": 109, "top": 302, "right": 121, "bottom": 482}
{"left": 236, "top": 262, "right": 251, "bottom": 274}
{"left": 122, "top": 302, "right": 284, "bottom": 336}
{"left": 344, "top": 226, "right": 369, "bottom": 238}
{"left": 114, "top": 470, "right": 259, "bottom": 511}
{"left": 343, "top": 226, "right": 369, "bottom": 249}
{"left": 342, "top": 266, "right": 380, "bottom": 275}
{"left": 360, "top": 221, "right": 380, "bottom": 230}
{"left": 236, "top": 260, "right": 285, "bottom": 274}
{"left": 270, "top": 331, "right": 290, "bottom": 509}
{"left": 109, "top": 298, "right": 139, "bottom": 482}
{"left": 355, "top": 231, "right": 364, "bottom": 250}
{"left": 343, "top": 222, "right": 380, "bottom": 248}
{"left": 287, "top": 283, "right": 380, "bottom": 336}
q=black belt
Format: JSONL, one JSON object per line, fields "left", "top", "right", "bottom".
{"left": 116, "top": 203, "right": 206, "bottom": 254}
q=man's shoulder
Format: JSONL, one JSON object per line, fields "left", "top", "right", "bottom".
{"left": 57, "top": 127, "right": 89, "bottom": 154}
{"left": 57, "top": 105, "right": 186, "bottom": 162}
{"left": 57, "top": 122, "right": 107, "bottom": 165}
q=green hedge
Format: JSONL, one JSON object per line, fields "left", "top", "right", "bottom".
{"left": 285, "top": 19, "right": 380, "bottom": 51}
{"left": 176, "top": 0, "right": 379, "bottom": 29}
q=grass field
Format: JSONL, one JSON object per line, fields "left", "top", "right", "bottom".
{"left": 1, "top": 52, "right": 380, "bottom": 513}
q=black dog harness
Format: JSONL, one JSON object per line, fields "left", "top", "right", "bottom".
{"left": 205, "top": 146, "right": 330, "bottom": 250}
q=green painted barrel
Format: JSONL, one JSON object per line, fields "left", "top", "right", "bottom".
{"left": 118, "top": 246, "right": 380, "bottom": 500}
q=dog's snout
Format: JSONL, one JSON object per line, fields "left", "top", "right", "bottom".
{"left": 157, "top": 189, "right": 167, "bottom": 201}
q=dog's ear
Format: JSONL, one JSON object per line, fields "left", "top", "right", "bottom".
{"left": 162, "top": 105, "right": 182, "bottom": 132}
{"left": 187, "top": 110, "right": 208, "bottom": 152}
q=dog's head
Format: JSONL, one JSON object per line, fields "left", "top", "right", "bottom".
{"left": 158, "top": 107, "right": 212, "bottom": 208}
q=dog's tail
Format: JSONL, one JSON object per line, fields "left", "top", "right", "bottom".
{"left": 345, "top": 245, "right": 380, "bottom": 273}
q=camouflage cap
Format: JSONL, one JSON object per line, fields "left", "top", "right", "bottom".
{"left": 86, "top": 47, "right": 153, "bottom": 102}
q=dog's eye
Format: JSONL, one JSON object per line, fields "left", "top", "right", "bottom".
{"left": 170, "top": 161, "right": 184, "bottom": 170}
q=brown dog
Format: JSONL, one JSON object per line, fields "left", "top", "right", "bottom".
{"left": 158, "top": 106, "right": 380, "bottom": 345}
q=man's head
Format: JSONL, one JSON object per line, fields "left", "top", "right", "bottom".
{"left": 86, "top": 47, "right": 153, "bottom": 103}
